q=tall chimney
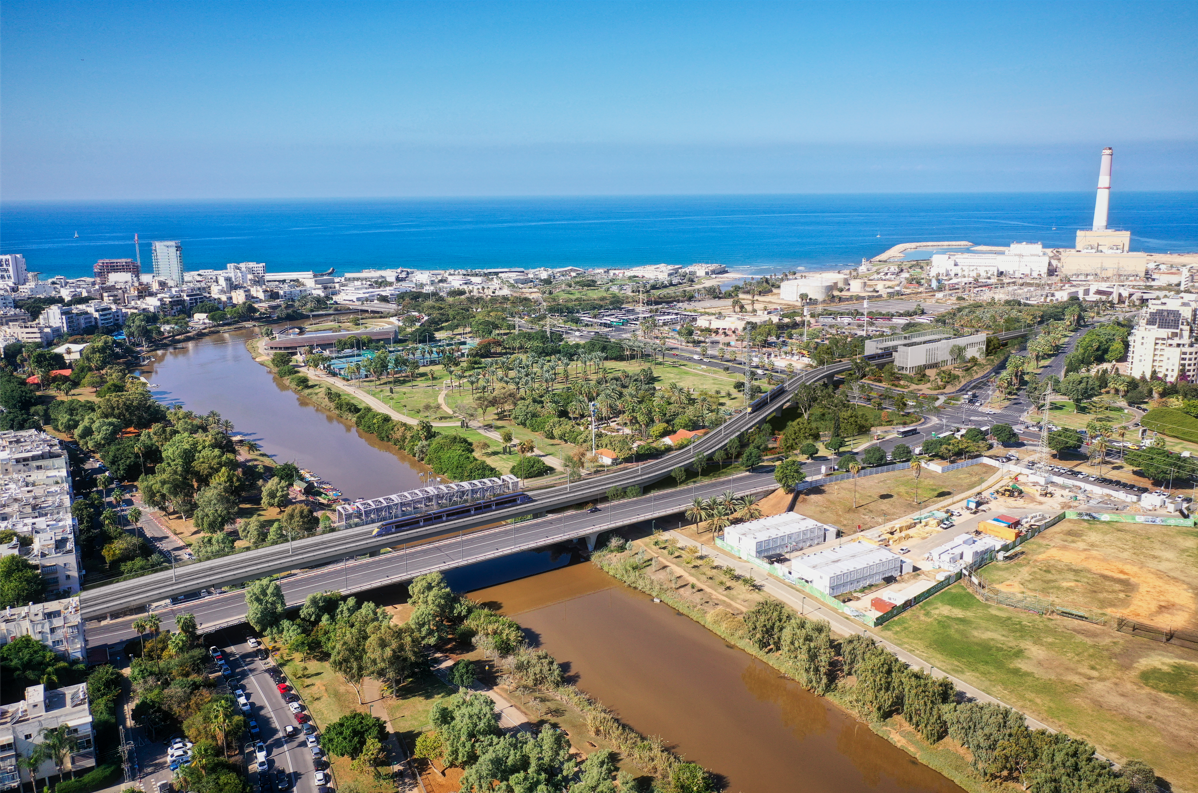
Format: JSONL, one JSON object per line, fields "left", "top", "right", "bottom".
{"left": 1092, "top": 147, "right": 1113, "bottom": 231}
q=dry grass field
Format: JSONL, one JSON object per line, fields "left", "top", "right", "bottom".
{"left": 979, "top": 518, "right": 1198, "bottom": 628}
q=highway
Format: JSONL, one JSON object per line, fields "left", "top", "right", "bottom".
{"left": 80, "top": 329, "right": 1031, "bottom": 621}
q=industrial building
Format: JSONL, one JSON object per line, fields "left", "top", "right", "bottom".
{"left": 1127, "top": 297, "right": 1198, "bottom": 381}
{"left": 780, "top": 274, "right": 849, "bottom": 303}
{"left": 863, "top": 329, "right": 987, "bottom": 373}
{"left": 788, "top": 541, "right": 904, "bottom": 596}
{"left": 721, "top": 512, "right": 838, "bottom": 559}
{"left": 928, "top": 533, "right": 1005, "bottom": 572}
{"left": 1062, "top": 148, "right": 1144, "bottom": 278}
{"left": 928, "top": 243, "right": 1050, "bottom": 281}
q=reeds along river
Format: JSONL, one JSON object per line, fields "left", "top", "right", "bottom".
{"left": 139, "top": 329, "right": 430, "bottom": 500}
{"left": 470, "top": 562, "right": 965, "bottom": 793}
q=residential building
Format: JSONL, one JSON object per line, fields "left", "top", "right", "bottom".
{"left": 1127, "top": 298, "right": 1198, "bottom": 381}
{"left": 788, "top": 541, "right": 903, "bottom": 596}
{"left": 594, "top": 449, "right": 619, "bottom": 466}
{"left": 0, "top": 431, "right": 69, "bottom": 479}
{"left": 39, "top": 305, "right": 96, "bottom": 337}
{"left": 0, "top": 294, "right": 13, "bottom": 310}
{"left": 0, "top": 255, "right": 28, "bottom": 287}
{"left": 1, "top": 519, "right": 80, "bottom": 598}
{"left": 0, "top": 598, "right": 86, "bottom": 663}
{"left": 52, "top": 343, "right": 89, "bottom": 363}
{"left": 662, "top": 428, "right": 709, "bottom": 447}
{"left": 151, "top": 241, "right": 185, "bottom": 285}
{"left": 0, "top": 310, "right": 32, "bottom": 326}
{"left": 0, "top": 683, "right": 95, "bottom": 789}
{"left": 227, "top": 262, "right": 267, "bottom": 286}
{"left": 79, "top": 301, "right": 119, "bottom": 331}
{"left": 92, "top": 258, "right": 140, "bottom": 285}
{"left": 0, "top": 324, "right": 58, "bottom": 346}
{"left": 722, "top": 513, "right": 837, "bottom": 559}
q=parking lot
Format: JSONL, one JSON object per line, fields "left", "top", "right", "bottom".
{"left": 138, "top": 632, "right": 323, "bottom": 793}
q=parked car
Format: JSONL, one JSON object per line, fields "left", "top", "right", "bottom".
{"left": 248, "top": 637, "right": 260, "bottom": 649}
{"left": 236, "top": 692, "right": 251, "bottom": 713}
{"left": 302, "top": 723, "right": 317, "bottom": 736}
{"left": 209, "top": 647, "right": 223, "bottom": 660}
{"left": 283, "top": 693, "right": 301, "bottom": 703}
{"left": 220, "top": 664, "right": 233, "bottom": 678}
{"left": 276, "top": 683, "right": 290, "bottom": 694}
{"left": 305, "top": 735, "right": 319, "bottom": 748}
{"left": 310, "top": 745, "right": 323, "bottom": 759}
{"left": 284, "top": 725, "right": 298, "bottom": 740}
{"left": 288, "top": 702, "right": 304, "bottom": 715}
{"left": 275, "top": 770, "right": 289, "bottom": 790}
{"left": 256, "top": 759, "right": 269, "bottom": 773}
{"left": 255, "top": 742, "right": 267, "bottom": 762}
{"left": 295, "top": 712, "right": 311, "bottom": 724}
{"left": 248, "top": 719, "right": 260, "bottom": 737}
{"left": 314, "top": 772, "right": 330, "bottom": 786}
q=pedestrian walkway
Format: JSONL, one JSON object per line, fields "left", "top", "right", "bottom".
{"left": 361, "top": 678, "right": 424, "bottom": 793}
{"left": 437, "top": 382, "right": 569, "bottom": 472}
{"left": 429, "top": 654, "right": 530, "bottom": 732}
{"left": 302, "top": 367, "right": 459, "bottom": 427}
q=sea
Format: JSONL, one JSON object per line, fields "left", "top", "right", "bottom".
{"left": 1, "top": 193, "right": 1196, "bottom": 281}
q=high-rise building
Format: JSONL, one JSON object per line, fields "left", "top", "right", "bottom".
{"left": 151, "top": 241, "right": 185, "bottom": 285}
{"left": 1128, "top": 297, "right": 1198, "bottom": 382}
{"left": 93, "top": 258, "right": 140, "bottom": 285}
{"left": 0, "top": 255, "right": 28, "bottom": 287}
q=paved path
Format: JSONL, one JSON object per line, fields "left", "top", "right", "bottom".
{"left": 437, "top": 381, "right": 570, "bottom": 473}
{"left": 302, "top": 367, "right": 459, "bottom": 427}
{"left": 429, "top": 654, "right": 530, "bottom": 732}
{"left": 361, "top": 678, "right": 423, "bottom": 793}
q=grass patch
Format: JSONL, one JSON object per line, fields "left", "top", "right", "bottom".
{"left": 1139, "top": 662, "right": 1198, "bottom": 704}
{"left": 1142, "top": 407, "right": 1198, "bottom": 444}
{"left": 882, "top": 584, "right": 1198, "bottom": 791}
{"left": 1046, "top": 400, "right": 1129, "bottom": 431}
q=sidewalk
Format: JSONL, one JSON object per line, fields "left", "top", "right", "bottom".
{"left": 361, "top": 678, "right": 424, "bottom": 793}
{"left": 429, "top": 654, "right": 530, "bottom": 732}
{"left": 303, "top": 367, "right": 459, "bottom": 427}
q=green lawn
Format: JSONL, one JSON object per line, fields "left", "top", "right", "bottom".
{"left": 1044, "top": 399, "right": 1129, "bottom": 431}
{"left": 1142, "top": 407, "right": 1198, "bottom": 445}
{"left": 882, "top": 585, "right": 1198, "bottom": 791}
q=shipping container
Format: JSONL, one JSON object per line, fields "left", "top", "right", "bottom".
{"left": 979, "top": 520, "right": 1019, "bottom": 542}
{"left": 995, "top": 514, "right": 1021, "bottom": 527}
{"left": 871, "top": 597, "right": 896, "bottom": 613}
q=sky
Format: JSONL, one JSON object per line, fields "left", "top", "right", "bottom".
{"left": 2, "top": 0, "right": 1196, "bottom": 199}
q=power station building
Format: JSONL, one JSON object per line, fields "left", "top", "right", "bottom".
{"left": 1059, "top": 147, "right": 1146, "bottom": 278}
{"left": 928, "top": 243, "right": 1050, "bottom": 281}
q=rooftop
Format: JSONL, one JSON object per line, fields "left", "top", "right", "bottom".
{"left": 790, "top": 541, "right": 900, "bottom": 577}
{"left": 723, "top": 512, "right": 835, "bottom": 543}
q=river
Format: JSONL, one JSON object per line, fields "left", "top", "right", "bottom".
{"left": 140, "top": 328, "right": 429, "bottom": 500}
{"left": 470, "top": 561, "right": 964, "bottom": 793}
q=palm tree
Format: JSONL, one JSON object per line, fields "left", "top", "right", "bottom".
{"left": 132, "top": 617, "right": 150, "bottom": 656}
{"left": 38, "top": 725, "right": 76, "bottom": 781}
{"left": 1092, "top": 436, "right": 1109, "bottom": 476}
{"left": 910, "top": 455, "right": 929, "bottom": 508}
{"left": 17, "top": 747, "right": 45, "bottom": 793}
{"left": 848, "top": 459, "right": 862, "bottom": 508}
{"left": 733, "top": 494, "right": 762, "bottom": 524}
{"left": 209, "top": 698, "right": 237, "bottom": 757}
{"left": 706, "top": 504, "right": 731, "bottom": 538}
{"left": 685, "top": 497, "right": 709, "bottom": 529}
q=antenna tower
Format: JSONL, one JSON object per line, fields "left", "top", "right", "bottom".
{"left": 1035, "top": 382, "right": 1054, "bottom": 468}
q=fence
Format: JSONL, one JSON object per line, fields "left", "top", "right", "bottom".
{"left": 794, "top": 461, "right": 912, "bottom": 493}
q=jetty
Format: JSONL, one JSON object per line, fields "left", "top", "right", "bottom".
{"left": 871, "top": 241, "right": 972, "bottom": 262}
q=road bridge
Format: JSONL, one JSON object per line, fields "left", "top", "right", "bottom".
{"left": 80, "top": 329, "right": 1030, "bottom": 620}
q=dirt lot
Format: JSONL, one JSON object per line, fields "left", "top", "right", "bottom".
{"left": 784, "top": 464, "right": 997, "bottom": 534}
{"left": 979, "top": 519, "right": 1198, "bottom": 628}
{"left": 883, "top": 585, "right": 1198, "bottom": 793}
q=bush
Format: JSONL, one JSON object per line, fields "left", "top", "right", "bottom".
{"left": 413, "top": 731, "right": 443, "bottom": 761}
{"left": 861, "top": 446, "right": 887, "bottom": 467}
{"left": 511, "top": 456, "right": 552, "bottom": 478}
{"left": 323, "top": 712, "right": 386, "bottom": 758}
{"left": 276, "top": 365, "right": 298, "bottom": 378}
{"left": 54, "top": 764, "right": 121, "bottom": 793}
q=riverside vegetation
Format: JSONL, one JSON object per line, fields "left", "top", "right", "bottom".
{"left": 594, "top": 538, "right": 1160, "bottom": 793}
{"left": 238, "top": 571, "right": 714, "bottom": 793}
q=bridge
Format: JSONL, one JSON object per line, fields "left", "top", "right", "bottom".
{"left": 80, "top": 329, "right": 1030, "bottom": 622}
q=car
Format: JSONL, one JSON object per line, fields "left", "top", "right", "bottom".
{"left": 314, "top": 771, "right": 330, "bottom": 786}
{"left": 284, "top": 725, "right": 298, "bottom": 740}
{"left": 898, "top": 547, "right": 911, "bottom": 554}
{"left": 588, "top": 507, "right": 600, "bottom": 513}
{"left": 257, "top": 649, "right": 269, "bottom": 660}
{"left": 209, "top": 647, "right": 223, "bottom": 659}
{"left": 283, "top": 693, "right": 301, "bottom": 703}
{"left": 288, "top": 702, "right": 304, "bottom": 714}
{"left": 302, "top": 723, "right": 317, "bottom": 735}
{"left": 275, "top": 770, "right": 290, "bottom": 790}
{"left": 220, "top": 664, "right": 233, "bottom": 678}
{"left": 237, "top": 692, "right": 250, "bottom": 709}
{"left": 276, "top": 683, "right": 290, "bottom": 694}
{"left": 230, "top": 683, "right": 245, "bottom": 696}
{"left": 306, "top": 735, "right": 319, "bottom": 748}
{"left": 157, "top": 782, "right": 171, "bottom": 793}
{"left": 169, "top": 738, "right": 193, "bottom": 751}
{"left": 257, "top": 759, "right": 269, "bottom": 773}
{"left": 255, "top": 742, "right": 267, "bottom": 762}
{"left": 248, "top": 719, "right": 260, "bottom": 737}
{"left": 248, "top": 637, "right": 259, "bottom": 649}
{"left": 317, "top": 786, "right": 334, "bottom": 793}
{"left": 310, "top": 745, "right": 323, "bottom": 759}
{"left": 312, "top": 758, "right": 329, "bottom": 771}
{"left": 168, "top": 747, "right": 190, "bottom": 760}
{"left": 259, "top": 776, "right": 271, "bottom": 793}
{"left": 169, "top": 758, "right": 192, "bottom": 771}
{"left": 295, "top": 712, "right": 311, "bottom": 724}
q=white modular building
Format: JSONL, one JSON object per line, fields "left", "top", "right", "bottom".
{"left": 928, "top": 243, "right": 1050, "bottom": 281}
{"left": 928, "top": 533, "right": 1006, "bottom": 572}
{"left": 722, "top": 513, "right": 838, "bottom": 559}
{"left": 788, "top": 541, "right": 903, "bottom": 596}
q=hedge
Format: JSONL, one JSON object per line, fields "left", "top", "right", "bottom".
{"left": 54, "top": 763, "right": 121, "bottom": 793}
{"left": 511, "top": 456, "right": 553, "bottom": 478}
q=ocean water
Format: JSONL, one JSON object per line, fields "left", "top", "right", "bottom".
{"left": 1, "top": 193, "right": 1196, "bottom": 281}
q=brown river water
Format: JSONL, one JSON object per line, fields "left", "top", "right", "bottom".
{"left": 147, "top": 331, "right": 961, "bottom": 793}
{"left": 472, "top": 563, "right": 964, "bottom": 793}
{"left": 140, "top": 328, "right": 429, "bottom": 500}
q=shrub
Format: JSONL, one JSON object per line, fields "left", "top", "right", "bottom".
{"left": 54, "top": 764, "right": 121, "bottom": 793}
{"left": 276, "top": 365, "right": 297, "bottom": 378}
{"left": 511, "top": 456, "right": 552, "bottom": 478}
{"left": 323, "top": 712, "right": 386, "bottom": 758}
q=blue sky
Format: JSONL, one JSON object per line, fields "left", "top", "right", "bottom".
{"left": 2, "top": 0, "right": 1196, "bottom": 199}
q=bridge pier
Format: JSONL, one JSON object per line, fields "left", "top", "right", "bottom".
{"left": 584, "top": 532, "right": 600, "bottom": 552}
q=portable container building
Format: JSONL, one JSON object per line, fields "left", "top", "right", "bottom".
{"left": 871, "top": 597, "right": 896, "bottom": 614}
{"left": 994, "top": 514, "right": 1021, "bottom": 528}
{"left": 979, "top": 520, "right": 1019, "bottom": 542}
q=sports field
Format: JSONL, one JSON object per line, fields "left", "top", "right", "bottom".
{"left": 883, "top": 585, "right": 1198, "bottom": 792}
{"left": 978, "top": 518, "right": 1198, "bottom": 628}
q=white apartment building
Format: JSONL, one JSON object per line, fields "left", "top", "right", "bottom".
{"left": 0, "top": 431, "right": 69, "bottom": 479}
{"left": 1, "top": 517, "right": 81, "bottom": 598}
{"left": 39, "top": 305, "right": 95, "bottom": 337}
{"left": 0, "top": 294, "right": 13, "bottom": 310}
{"left": 227, "top": 262, "right": 267, "bottom": 286}
{"left": 151, "top": 241, "right": 185, "bottom": 285}
{"left": 0, "top": 598, "right": 86, "bottom": 663}
{"left": 1127, "top": 298, "right": 1198, "bottom": 381}
{"left": 928, "top": 243, "right": 1050, "bottom": 281}
{"left": 0, "top": 324, "right": 58, "bottom": 347}
{"left": 0, "top": 255, "right": 28, "bottom": 287}
{"left": 722, "top": 512, "right": 837, "bottom": 558}
{"left": 788, "top": 541, "right": 903, "bottom": 596}
{"left": 0, "top": 683, "right": 95, "bottom": 790}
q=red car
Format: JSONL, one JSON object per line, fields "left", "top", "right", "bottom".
{"left": 294, "top": 712, "right": 310, "bottom": 724}
{"left": 276, "top": 683, "right": 290, "bottom": 694}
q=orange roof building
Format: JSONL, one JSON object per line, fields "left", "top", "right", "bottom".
{"left": 663, "top": 428, "right": 709, "bottom": 446}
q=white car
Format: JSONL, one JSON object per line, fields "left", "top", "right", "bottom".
{"left": 288, "top": 701, "right": 304, "bottom": 715}
{"left": 314, "top": 772, "right": 329, "bottom": 786}
{"left": 305, "top": 735, "right": 319, "bottom": 748}
{"left": 168, "top": 747, "right": 190, "bottom": 760}
{"left": 248, "top": 637, "right": 259, "bottom": 649}
{"left": 236, "top": 692, "right": 250, "bottom": 713}
{"left": 255, "top": 742, "right": 267, "bottom": 762}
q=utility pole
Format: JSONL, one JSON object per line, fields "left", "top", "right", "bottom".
{"left": 590, "top": 401, "right": 597, "bottom": 456}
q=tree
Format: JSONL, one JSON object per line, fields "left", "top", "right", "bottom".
{"left": 280, "top": 504, "right": 318, "bottom": 537}
{"left": 910, "top": 455, "right": 928, "bottom": 506}
{"left": 741, "top": 446, "right": 762, "bottom": 470}
{"left": 193, "top": 483, "right": 238, "bottom": 534}
{"left": 413, "top": 731, "right": 443, "bottom": 762}
{"left": 353, "top": 735, "right": 388, "bottom": 780}
{"left": 408, "top": 572, "right": 469, "bottom": 645}
{"left": 193, "top": 532, "right": 235, "bottom": 561}
{"left": 175, "top": 612, "right": 198, "bottom": 645}
{"left": 799, "top": 441, "right": 819, "bottom": 459}
{"left": 991, "top": 424, "right": 1018, "bottom": 445}
{"left": 671, "top": 466, "right": 686, "bottom": 487}
{"left": 773, "top": 459, "right": 806, "bottom": 493}
{"left": 825, "top": 436, "right": 844, "bottom": 454}
{"left": 274, "top": 462, "right": 300, "bottom": 485}
{"left": 743, "top": 598, "right": 792, "bottom": 652}
{"left": 37, "top": 725, "right": 76, "bottom": 780}
{"left": 450, "top": 659, "right": 476, "bottom": 689}
{"left": 1047, "top": 429, "right": 1083, "bottom": 458}
{"left": 323, "top": 712, "right": 386, "bottom": 758}
{"left": 0, "top": 555, "right": 45, "bottom": 608}
{"left": 244, "top": 578, "right": 285, "bottom": 634}
{"left": 862, "top": 446, "right": 887, "bottom": 467}
{"left": 1059, "top": 373, "right": 1100, "bottom": 412}
{"left": 890, "top": 443, "right": 912, "bottom": 462}
{"left": 847, "top": 458, "right": 862, "bottom": 508}
{"left": 1, "top": 636, "right": 82, "bottom": 690}
{"left": 1119, "top": 760, "right": 1158, "bottom": 793}
{"left": 238, "top": 516, "right": 268, "bottom": 547}
{"left": 260, "top": 477, "right": 289, "bottom": 509}
{"left": 429, "top": 692, "right": 502, "bottom": 768}
{"left": 668, "top": 762, "right": 714, "bottom": 793}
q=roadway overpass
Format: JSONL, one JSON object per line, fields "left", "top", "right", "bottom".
{"left": 80, "top": 328, "right": 1030, "bottom": 620}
